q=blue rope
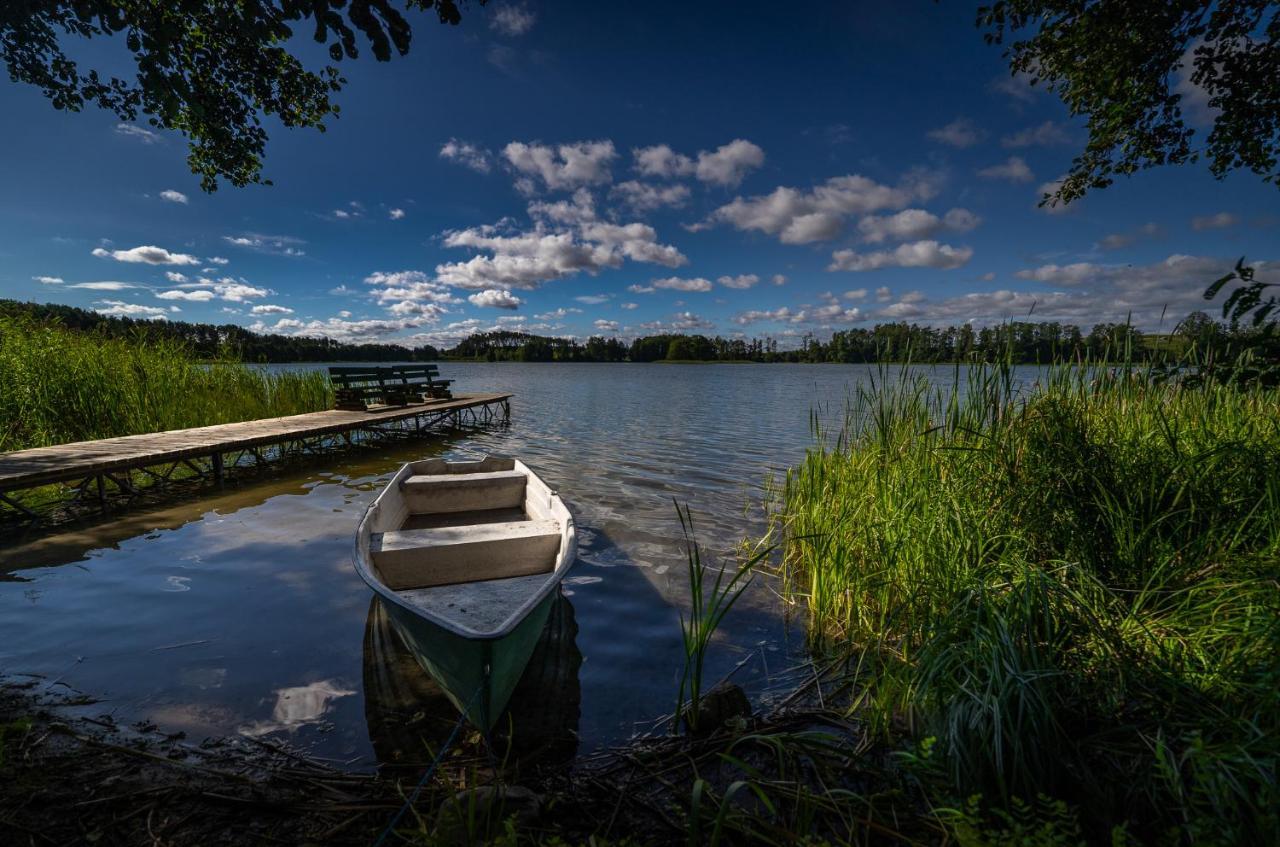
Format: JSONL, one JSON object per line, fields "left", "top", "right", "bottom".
{"left": 372, "top": 683, "right": 485, "bottom": 847}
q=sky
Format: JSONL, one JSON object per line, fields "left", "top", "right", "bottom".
{"left": 0, "top": 1, "right": 1276, "bottom": 349}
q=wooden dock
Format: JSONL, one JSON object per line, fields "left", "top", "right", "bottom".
{"left": 0, "top": 394, "right": 511, "bottom": 519}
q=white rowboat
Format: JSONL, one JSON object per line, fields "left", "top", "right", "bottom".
{"left": 353, "top": 456, "right": 576, "bottom": 729}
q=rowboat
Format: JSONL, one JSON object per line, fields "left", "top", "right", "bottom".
{"left": 353, "top": 456, "right": 576, "bottom": 730}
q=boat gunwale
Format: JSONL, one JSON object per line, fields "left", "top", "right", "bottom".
{"left": 352, "top": 457, "right": 576, "bottom": 641}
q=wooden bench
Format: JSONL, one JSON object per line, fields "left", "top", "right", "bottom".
{"left": 328, "top": 365, "right": 454, "bottom": 411}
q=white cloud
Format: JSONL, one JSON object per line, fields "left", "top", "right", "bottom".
{"left": 115, "top": 124, "right": 161, "bottom": 144}
{"left": 222, "top": 234, "right": 306, "bottom": 256}
{"left": 490, "top": 4, "right": 536, "bottom": 36}
{"left": 702, "top": 172, "right": 937, "bottom": 244}
{"left": 593, "top": 319, "right": 620, "bottom": 332}
{"left": 876, "top": 286, "right": 892, "bottom": 302}
{"left": 772, "top": 274, "right": 787, "bottom": 286}
{"left": 627, "top": 284, "right": 655, "bottom": 294}
{"left": 92, "top": 245, "right": 200, "bottom": 265}
{"left": 717, "top": 274, "right": 759, "bottom": 290}
{"left": 1015, "top": 262, "right": 1103, "bottom": 285}
{"left": 503, "top": 140, "right": 617, "bottom": 193}
{"left": 844, "top": 288, "right": 867, "bottom": 300}
{"left": 620, "top": 302, "right": 639, "bottom": 310}
{"left": 32, "top": 275, "right": 63, "bottom": 285}
{"left": 574, "top": 294, "right": 611, "bottom": 305}
{"left": 251, "top": 304, "right": 294, "bottom": 314}
{"left": 69, "top": 281, "right": 139, "bottom": 291}
{"left": 206, "top": 256, "right": 229, "bottom": 265}
{"left": 363, "top": 270, "right": 460, "bottom": 318}
{"left": 611, "top": 180, "right": 691, "bottom": 211}
{"left": 94, "top": 300, "right": 168, "bottom": 319}
{"left": 927, "top": 118, "right": 982, "bottom": 148}
{"left": 156, "top": 289, "right": 215, "bottom": 301}
{"left": 990, "top": 70, "right": 1039, "bottom": 103}
{"left": 468, "top": 289, "right": 524, "bottom": 310}
{"left": 175, "top": 276, "right": 270, "bottom": 302}
{"left": 977, "top": 156, "right": 1035, "bottom": 183}
{"left": 653, "top": 276, "right": 713, "bottom": 293}
{"left": 1191, "top": 212, "right": 1239, "bottom": 231}
{"left": 858, "top": 208, "right": 981, "bottom": 243}
{"left": 829, "top": 240, "right": 974, "bottom": 272}
{"left": 165, "top": 271, "right": 188, "bottom": 283}
{"left": 1002, "top": 121, "right": 1071, "bottom": 148}
{"left": 534, "top": 307, "right": 583, "bottom": 320}
{"left": 733, "top": 294, "right": 863, "bottom": 327}
{"left": 389, "top": 208, "right": 406, "bottom": 220}
{"left": 159, "top": 189, "right": 188, "bottom": 204}
{"left": 440, "top": 139, "right": 493, "bottom": 173}
{"left": 632, "top": 139, "right": 765, "bottom": 187}
{"left": 1098, "top": 222, "right": 1163, "bottom": 251}
{"left": 640, "top": 311, "right": 715, "bottom": 332}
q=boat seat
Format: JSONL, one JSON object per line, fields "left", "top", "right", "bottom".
{"left": 400, "top": 470, "right": 526, "bottom": 514}
{"left": 371, "top": 519, "right": 560, "bottom": 590}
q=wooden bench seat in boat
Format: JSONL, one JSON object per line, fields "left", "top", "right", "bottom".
{"left": 400, "top": 470, "right": 527, "bottom": 514}
{"left": 370, "top": 519, "right": 561, "bottom": 589}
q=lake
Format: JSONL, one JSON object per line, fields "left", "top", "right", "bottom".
{"left": 0, "top": 362, "right": 966, "bottom": 768}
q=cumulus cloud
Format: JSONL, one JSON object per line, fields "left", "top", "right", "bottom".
{"left": 251, "top": 304, "right": 294, "bottom": 315}
{"left": 593, "top": 319, "right": 620, "bottom": 332}
{"left": 772, "top": 274, "right": 787, "bottom": 286}
{"left": 733, "top": 292, "right": 862, "bottom": 327}
{"left": 389, "top": 208, "right": 406, "bottom": 220}
{"left": 95, "top": 300, "right": 169, "bottom": 319}
{"left": 1191, "top": 212, "right": 1239, "bottom": 230}
{"left": 206, "top": 256, "right": 229, "bottom": 265}
{"left": 702, "top": 172, "right": 937, "bottom": 244}
{"left": 977, "top": 156, "right": 1034, "bottom": 183}
{"left": 1098, "top": 222, "right": 1163, "bottom": 251}
{"left": 222, "top": 233, "right": 306, "bottom": 256}
{"left": 534, "top": 307, "right": 583, "bottom": 320}
{"left": 363, "top": 270, "right": 461, "bottom": 319}
{"left": 632, "top": 139, "right": 765, "bottom": 187}
{"left": 159, "top": 189, "right": 188, "bottom": 204}
{"left": 115, "top": 124, "right": 161, "bottom": 144}
{"left": 156, "top": 289, "right": 215, "bottom": 301}
{"left": 490, "top": 3, "right": 535, "bottom": 36}
{"left": 620, "top": 302, "right": 639, "bottom": 310}
{"left": 1037, "top": 176, "right": 1071, "bottom": 213}
{"left": 829, "top": 240, "right": 974, "bottom": 272}
{"left": 33, "top": 275, "right": 63, "bottom": 285}
{"left": 627, "top": 284, "right": 655, "bottom": 294}
{"left": 717, "top": 274, "right": 759, "bottom": 290}
{"left": 92, "top": 245, "right": 200, "bottom": 265}
{"left": 574, "top": 294, "right": 611, "bottom": 305}
{"left": 611, "top": 180, "right": 691, "bottom": 211}
{"left": 172, "top": 276, "right": 270, "bottom": 302}
{"left": 927, "top": 117, "right": 982, "bottom": 148}
{"left": 639, "top": 311, "right": 715, "bottom": 332}
{"left": 468, "top": 289, "right": 524, "bottom": 310}
{"left": 1002, "top": 121, "right": 1071, "bottom": 147}
{"left": 990, "top": 70, "right": 1039, "bottom": 103}
{"left": 503, "top": 140, "right": 617, "bottom": 193}
{"left": 653, "top": 276, "right": 713, "bottom": 292}
{"left": 440, "top": 139, "right": 493, "bottom": 173}
{"left": 857, "top": 208, "right": 981, "bottom": 243}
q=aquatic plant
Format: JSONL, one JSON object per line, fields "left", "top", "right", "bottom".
{"left": 673, "top": 501, "right": 770, "bottom": 734}
{"left": 0, "top": 314, "right": 332, "bottom": 452}
{"left": 770, "top": 359, "right": 1280, "bottom": 841}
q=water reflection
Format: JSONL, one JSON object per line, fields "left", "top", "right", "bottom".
{"left": 241, "top": 680, "right": 357, "bottom": 737}
{"left": 363, "top": 591, "right": 581, "bottom": 771}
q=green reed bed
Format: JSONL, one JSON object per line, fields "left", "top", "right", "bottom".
{"left": 770, "top": 363, "right": 1280, "bottom": 843}
{"left": 0, "top": 315, "right": 332, "bottom": 452}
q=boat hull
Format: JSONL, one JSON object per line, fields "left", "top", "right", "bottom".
{"left": 383, "top": 588, "right": 557, "bottom": 731}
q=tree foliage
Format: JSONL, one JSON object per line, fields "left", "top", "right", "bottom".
{"left": 0, "top": 1, "right": 474, "bottom": 191}
{"left": 977, "top": 1, "right": 1280, "bottom": 205}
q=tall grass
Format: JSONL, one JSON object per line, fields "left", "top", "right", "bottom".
{"left": 0, "top": 315, "right": 332, "bottom": 451}
{"left": 770, "top": 361, "right": 1280, "bottom": 842}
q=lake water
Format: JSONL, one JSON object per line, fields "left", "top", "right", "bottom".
{"left": 0, "top": 363, "right": 966, "bottom": 769}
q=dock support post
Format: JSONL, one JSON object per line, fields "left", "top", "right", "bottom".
{"left": 211, "top": 452, "right": 224, "bottom": 484}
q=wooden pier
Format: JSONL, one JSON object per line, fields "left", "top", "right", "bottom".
{"left": 0, "top": 393, "right": 512, "bottom": 521}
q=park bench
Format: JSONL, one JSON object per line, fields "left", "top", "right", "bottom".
{"left": 329, "top": 365, "right": 454, "bottom": 411}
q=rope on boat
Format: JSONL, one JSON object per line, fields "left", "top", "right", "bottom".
{"left": 372, "top": 682, "right": 485, "bottom": 847}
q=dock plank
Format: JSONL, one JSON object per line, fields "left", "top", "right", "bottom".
{"left": 0, "top": 393, "right": 512, "bottom": 491}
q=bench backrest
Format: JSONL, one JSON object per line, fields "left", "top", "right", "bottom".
{"left": 328, "top": 366, "right": 385, "bottom": 388}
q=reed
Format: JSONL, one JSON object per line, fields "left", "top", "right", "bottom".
{"left": 770, "top": 360, "right": 1280, "bottom": 841}
{"left": 0, "top": 315, "right": 332, "bottom": 452}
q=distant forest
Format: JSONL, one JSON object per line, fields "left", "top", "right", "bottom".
{"left": 2, "top": 298, "right": 1272, "bottom": 365}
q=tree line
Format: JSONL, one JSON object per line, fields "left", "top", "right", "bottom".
{"left": 5, "top": 298, "right": 1276, "bottom": 366}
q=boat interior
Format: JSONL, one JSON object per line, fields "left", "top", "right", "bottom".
{"left": 360, "top": 457, "right": 573, "bottom": 633}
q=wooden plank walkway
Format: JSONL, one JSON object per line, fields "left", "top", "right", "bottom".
{"left": 0, "top": 393, "right": 512, "bottom": 493}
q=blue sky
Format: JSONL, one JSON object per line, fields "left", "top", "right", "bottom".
{"left": 1, "top": 1, "right": 1276, "bottom": 348}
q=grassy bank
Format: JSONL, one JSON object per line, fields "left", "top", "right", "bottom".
{"left": 770, "top": 363, "right": 1280, "bottom": 842}
{"left": 0, "top": 316, "right": 332, "bottom": 452}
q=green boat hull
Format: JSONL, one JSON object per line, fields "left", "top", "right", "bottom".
{"left": 383, "top": 589, "right": 557, "bottom": 731}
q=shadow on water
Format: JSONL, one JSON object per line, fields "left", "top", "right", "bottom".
{"left": 363, "top": 590, "right": 582, "bottom": 774}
